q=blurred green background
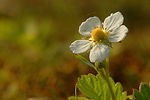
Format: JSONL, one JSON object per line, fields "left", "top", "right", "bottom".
{"left": 0, "top": 0, "right": 150, "bottom": 100}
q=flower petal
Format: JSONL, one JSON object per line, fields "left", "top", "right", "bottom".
{"left": 79, "top": 16, "right": 101, "bottom": 37}
{"left": 89, "top": 43, "right": 111, "bottom": 62}
{"left": 107, "top": 25, "right": 128, "bottom": 42}
{"left": 69, "top": 40, "right": 93, "bottom": 54}
{"left": 104, "top": 12, "right": 124, "bottom": 31}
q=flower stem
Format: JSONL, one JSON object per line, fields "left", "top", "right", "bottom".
{"left": 94, "top": 58, "right": 116, "bottom": 100}
{"left": 105, "top": 58, "right": 116, "bottom": 100}
{"left": 75, "top": 82, "right": 78, "bottom": 100}
{"left": 105, "top": 58, "right": 109, "bottom": 77}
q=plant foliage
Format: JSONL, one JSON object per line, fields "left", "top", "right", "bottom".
{"left": 134, "top": 82, "right": 150, "bottom": 100}
{"left": 69, "top": 74, "right": 127, "bottom": 100}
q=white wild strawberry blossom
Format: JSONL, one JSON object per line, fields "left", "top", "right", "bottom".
{"left": 70, "top": 12, "right": 128, "bottom": 62}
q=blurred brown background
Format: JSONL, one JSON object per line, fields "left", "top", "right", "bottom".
{"left": 0, "top": 0, "right": 150, "bottom": 100}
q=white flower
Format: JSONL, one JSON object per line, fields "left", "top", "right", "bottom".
{"left": 70, "top": 12, "right": 128, "bottom": 62}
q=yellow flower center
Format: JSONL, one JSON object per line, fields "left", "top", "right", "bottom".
{"left": 91, "top": 27, "right": 105, "bottom": 42}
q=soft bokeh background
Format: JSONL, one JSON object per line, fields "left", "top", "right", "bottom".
{"left": 0, "top": 0, "right": 150, "bottom": 100}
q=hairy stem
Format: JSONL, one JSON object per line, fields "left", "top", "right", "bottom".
{"left": 105, "top": 58, "right": 109, "bottom": 77}
{"left": 75, "top": 82, "right": 78, "bottom": 100}
{"left": 95, "top": 58, "right": 116, "bottom": 100}
{"left": 105, "top": 58, "right": 116, "bottom": 100}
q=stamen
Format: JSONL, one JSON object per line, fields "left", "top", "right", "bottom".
{"left": 89, "top": 38, "right": 92, "bottom": 41}
{"left": 119, "top": 41, "right": 122, "bottom": 43}
{"left": 105, "top": 27, "right": 107, "bottom": 30}
{"left": 106, "top": 31, "right": 109, "bottom": 34}
{"left": 91, "top": 28, "right": 105, "bottom": 42}
{"left": 94, "top": 26, "right": 98, "bottom": 29}
{"left": 88, "top": 36, "right": 91, "bottom": 38}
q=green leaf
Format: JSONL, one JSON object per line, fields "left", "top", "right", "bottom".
{"left": 134, "top": 89, "right": 144, "bottom": 100}
{"left": 77, "top": 74, "right": 126, "bottom": 100}
{"left": 68, "top": 97, "right": 89, "bottom": 100}
{"left": 140, "top": 82, "right": 150, "bottom": 99}
{"left": 121, "top": 92, "right": 127, "bottom": 100}
{"left": 115, "top": 82, "right": 123, "bottom": 100}
{"left": 134, "top": 82, "right": 150, "bottom": 100}
{"left": 74, "top": 54, "right": 95, "bottom": 67}
{"left": 114, "top": 82, "right": 127, "bottom": 100}
{"left": 126, "top": 95, "right": 133, "bottom": 100}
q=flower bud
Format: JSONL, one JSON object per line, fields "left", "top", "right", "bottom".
{"left": 95, "top": 61, "right": 105, "bottom": 69}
